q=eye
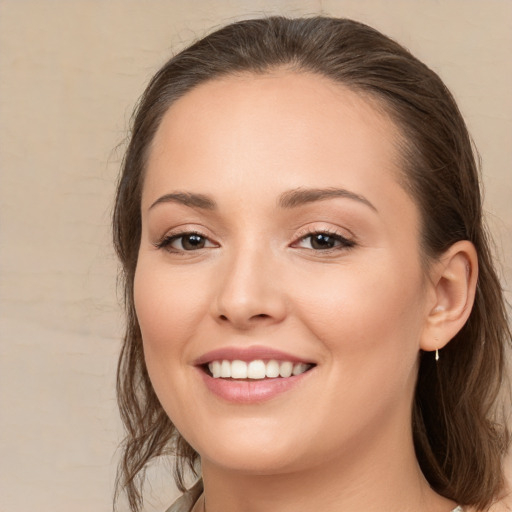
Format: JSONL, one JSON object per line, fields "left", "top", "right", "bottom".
{"left": 156, "top": 231, "right": 217, "bottom": 252}
{"left": 294, "top": 231, "right": 355, "bottom": 251}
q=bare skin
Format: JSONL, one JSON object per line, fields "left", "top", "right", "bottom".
{"left": 136, "top": 71, "right": 477, "bottom": 512}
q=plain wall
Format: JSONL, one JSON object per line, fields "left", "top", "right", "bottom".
{"left": 0, "top": 1, "right": 510, "bottom": 511}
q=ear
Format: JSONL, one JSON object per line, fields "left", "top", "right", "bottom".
{"left": 420, "top": 240, "right": 478, "bottom": 354}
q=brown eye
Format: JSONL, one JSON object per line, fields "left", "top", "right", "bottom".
{"left": 295, "top": 231, "right": 354, "bottom": 251}
{"left": 309, "top": 233, "right": 338, "bottom": 250}
{"left": 180, "top": 234, "right": 206, "bottom": 250}
{"left": 156, "top": 231, "right": 217, "bottom": 252}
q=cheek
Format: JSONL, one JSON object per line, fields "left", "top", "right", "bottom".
{"left": 133, "top": 257, "right": 211, "bottom": 428}
{"left": 293, "top": 255, "right": 426, "bottom": 362}
{"left": 133, "top": 256, "right": 207, "bottom": 359}
{"left": 296, "top": 259, "right": 425, "bottom": 423}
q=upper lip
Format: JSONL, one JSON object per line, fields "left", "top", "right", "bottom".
{"left": 193, "top": 345, "right": 315, "bottom": 366}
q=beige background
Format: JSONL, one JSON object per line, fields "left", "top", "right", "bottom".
{"left": 0, "top": 1, "right": 510, "bottom": 511}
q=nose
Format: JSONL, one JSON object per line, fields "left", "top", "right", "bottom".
{"left": 211, "top": 245, "right": 287, "bottom": 330}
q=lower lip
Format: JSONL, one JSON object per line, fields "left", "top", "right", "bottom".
{"left": 197, "top": 367, "right": 313, "bottom": 403}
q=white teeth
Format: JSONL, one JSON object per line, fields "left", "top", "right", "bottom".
{"left": 247, "top": 360, "right": 266, "bottom": 379}
{"left": 266, "top": 360, "right": 280, "bottom": 378}
{"left": 207, "top": 359, "right": 312, "bottom": 379}
{"left": 220, "top": 360, "right": 231, "bottom": 378}
{"left": 292, "top": 363, "right": 309, "bottom": 376}
{"left": 209, "top": 361, "right": 221, "bottom": 378}
{"left": 231, "top": 360, "right": 248, "bottom": 379}
{"left": 279, "top": 361, "right": 293, "bottom": 378}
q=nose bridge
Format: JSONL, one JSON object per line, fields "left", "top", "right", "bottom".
{"left": 212, "top": 235, "right": 285, "bottom": 328}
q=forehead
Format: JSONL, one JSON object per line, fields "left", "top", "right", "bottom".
{"left": 144, "top": 71, "right": 405, "bottom": 208}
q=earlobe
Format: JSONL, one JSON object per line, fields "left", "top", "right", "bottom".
{"left": 420, "top": 240, "right": 478, "bottom": 354}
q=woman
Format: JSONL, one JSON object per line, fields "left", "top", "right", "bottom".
{"left": 113, "top": 17, "right": 511, "bottom": 512}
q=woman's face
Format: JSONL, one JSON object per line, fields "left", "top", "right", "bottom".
{"left": 135, "top": 72, "right": 434, "bottom": 474}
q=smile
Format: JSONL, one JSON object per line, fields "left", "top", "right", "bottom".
{"left": 207, "top": 359, "right": 312, "bottom": 379}
{"left": 194, "top": 346, "right": 317, "bottom": 403}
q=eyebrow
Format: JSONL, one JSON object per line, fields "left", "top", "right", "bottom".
{"left": 148, "top": 187, "right": 377, "bottom": 212}
{"left": 149, "top": 192, "right": 217, "bottom": 211}
{"left": 278, "top": 187, "right": 377, "bottom": 211}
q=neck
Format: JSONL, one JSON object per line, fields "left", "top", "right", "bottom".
{"left": 199, "top": 415, "right": 456, "bottom": 512}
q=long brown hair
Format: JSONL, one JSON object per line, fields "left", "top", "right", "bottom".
{"left": 113, "top": 16, "right": 511, "bottom": 511}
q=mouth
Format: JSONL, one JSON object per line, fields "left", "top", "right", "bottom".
{"left": 202, "top": 359, "right": 315, "bottom": 380}
{"left": 194, "top": 346, "right": 317, "bottom": 403}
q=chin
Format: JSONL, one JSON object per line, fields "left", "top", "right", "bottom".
{"left": 202, "top": 447, "right": 303, "bottom": 475}
{"left": 188, "top": 425, "right": 309, "bottom": 475}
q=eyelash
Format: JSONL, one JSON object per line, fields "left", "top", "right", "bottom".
{"left": 292, "top": 228, "right": 356, "bottom": 253}
{"left": 154, "top": 230, "right": 213, "bottom": 253}
{"left": 155, "top": 228, "right": 356, "bottom": 254}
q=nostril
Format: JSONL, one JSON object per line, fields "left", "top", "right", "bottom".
{"left": 218, "top": 313, "right": 269, "bottom": 322}
{"left": 217, "top": 313, "right": 272, "bottom": 327}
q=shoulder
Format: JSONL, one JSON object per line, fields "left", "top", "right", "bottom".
{"left": 165, "top": 480, "right": 203, "bottom": 512}
{"left": 463, "top": 497, "right": 512, "bottom": 512}
{"left": 488, "top": 498, "right": 512, "bottom": 512}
